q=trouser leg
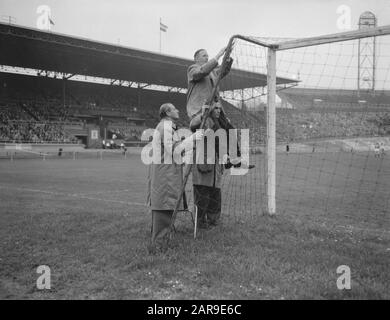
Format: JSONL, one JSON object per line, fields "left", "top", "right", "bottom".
{"left": 207, "top": 187, "right": 221, "bottom": 225}
{"left": 193, "top": 184, "right": 209, "bottom": 225}
{"left": 151, "top": 210, "right": 173, "bottom": 243}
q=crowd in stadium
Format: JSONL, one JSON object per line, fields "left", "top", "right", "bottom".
{"left": 275, "top": 111, "right": 390, "bottom": 142}
{"left": 228, "top": 109, "right": 389, "bottom": 146}
{"left": 20, "top": 101, "right": 71, "bottom": 122}
{"left": 0, "top": 120, "right": 78, "bottom": 143}
{"left": 0, "top": 102, "right": 78, "bottom": 143}
{"left": 1, "top": 68, "right": 389, "bottom": 146}
{"left": 2, "top": 95, "right": 389, "bottom": 145}
{"left": 0, "top": 104, "right": 21, "bottom": 122}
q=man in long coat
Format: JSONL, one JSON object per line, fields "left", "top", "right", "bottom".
{"left": 192, "top": 105, "right": 224, "bottom": 229}
{"left": 146, "top": 103, "right": 201, "bottom": 250}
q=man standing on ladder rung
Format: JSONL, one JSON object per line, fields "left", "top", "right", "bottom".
{"left": 186, "top": 46, "right": 254, "bottom": 169}
{"left": 186, "top": 46, "right": 254, "bottom": 230}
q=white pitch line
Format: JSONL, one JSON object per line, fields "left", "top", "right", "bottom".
{"left": 0, "top": 185, "right": 145, "bottom": 207}
{"left": 77, "top": 189, "right": 131, "bottom": 196}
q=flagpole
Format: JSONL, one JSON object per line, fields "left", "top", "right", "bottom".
{"left": 159, "top": 17, "right": 161, "bottom": 53}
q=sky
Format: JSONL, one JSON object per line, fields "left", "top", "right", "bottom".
{"left": 1, "top": 0, "right": 390, "bottom": 60}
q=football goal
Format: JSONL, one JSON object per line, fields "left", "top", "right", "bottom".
{"left": 191, "top": 24, "right": 390, "bottom": 231}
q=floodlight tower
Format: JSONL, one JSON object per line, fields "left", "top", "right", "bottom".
{"left": 357, "top": 11, "right": 377, "bottom": 96}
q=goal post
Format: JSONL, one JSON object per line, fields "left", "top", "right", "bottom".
{"left": 267, "top": 47, "right": 277, "bottom": 215}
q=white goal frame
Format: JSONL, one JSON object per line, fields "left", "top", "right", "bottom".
{"left": 229, "top": 24, "right": 390, "bottom": 215}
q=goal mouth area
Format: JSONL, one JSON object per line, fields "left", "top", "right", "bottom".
{"left": 207, "top": 25, "right": 390, "bottom": 223}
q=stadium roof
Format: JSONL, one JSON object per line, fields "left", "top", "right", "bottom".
{"left": 0, "top": 23, "right": 296, "bottom": 91}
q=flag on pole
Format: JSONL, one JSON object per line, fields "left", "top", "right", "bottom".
{"left": 49, "top": 17, "right": 55, "bottom": 25}
{"left": 160, "top": 21, "right": 168, "bottom": 32}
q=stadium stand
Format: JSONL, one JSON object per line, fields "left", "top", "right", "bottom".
{"left": 2, "top": 68, "right": 389, "bottom": 146}
{"left": 2, "top": 22, "right": 388, "bottom": 148}
{"left": 221, "top": 100, "right": 267, "bottom": 146}
{"left": 278, "top": 87, "right": 390, "bottom": 110}
{"left": 0, "top": 72, "right": 188, "bottom": 143}
{"left": 274, "top": 87, "right": 390, "bottom": 142}
{"left": 4, "top": 72, "right": 389, "bottom": 146}
{"left": 0, "top": 120, "right": 78, "bottom": 143}
{"left": 0, "top": 22, "right": 297, "bottom": 147}
{"left": 275, "top": 110, "right": 390, "bottom": 142}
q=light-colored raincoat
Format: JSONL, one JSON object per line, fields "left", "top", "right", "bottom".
{"left": 146, "top": 119, "right": 185, "bottom": 210}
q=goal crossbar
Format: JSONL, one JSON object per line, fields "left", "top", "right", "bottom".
{"left": 230, "top": 25, "right": 390, "bottom": 52}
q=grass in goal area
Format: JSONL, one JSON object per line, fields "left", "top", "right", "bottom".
{"left": 0, "top": 154, "right": 388, "bottom": 299}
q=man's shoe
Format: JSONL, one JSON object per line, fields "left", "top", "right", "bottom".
{"left": 224, "top": 156, "right": 255, "bottom": 170}
{"left": 233, "top": 162, "right": 256, "bottom": 169}
{"left": 223, "top": 155, "right": 232, "bottom": 169}
{"left": 224, "top": 159, "right": 234, "bottom": 169}
{"left": 224, "top": 156, "right": 240, "bottom": 169}
{"left": 234, "top": 163, "right": 255, "bottom": 169}
{"left": 233, "top": 161, "right": 255, "bottom": 169}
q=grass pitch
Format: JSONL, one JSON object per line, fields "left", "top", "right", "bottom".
{"left": 0, "top": 151, "right": 389, "bottom": 299}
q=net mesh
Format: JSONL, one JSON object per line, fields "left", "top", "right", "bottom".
{"left": 198, "top": 33, "right": 390, "bottom": 232}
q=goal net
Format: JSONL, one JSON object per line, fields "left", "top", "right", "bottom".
{"left": 199, "top": 27, "right": 390, "bottom": 232}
